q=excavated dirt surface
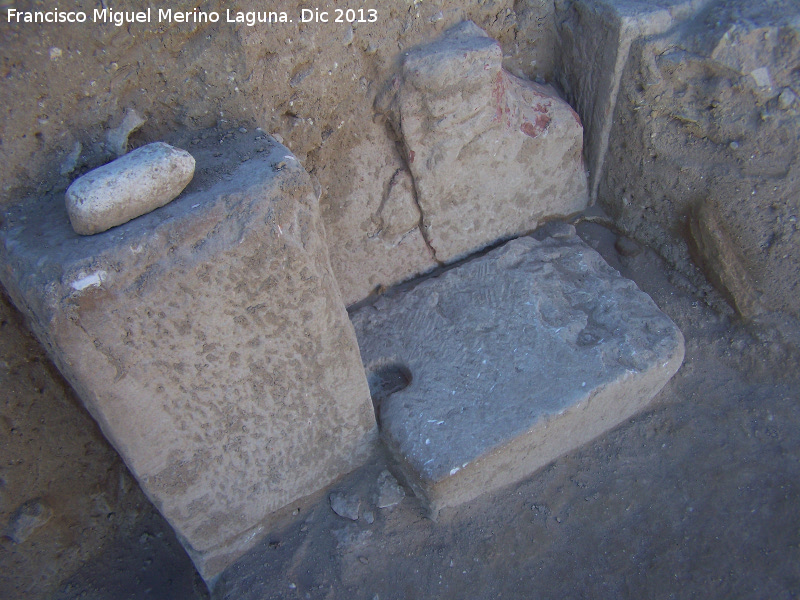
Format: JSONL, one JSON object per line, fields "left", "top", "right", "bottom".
{"left": 1, "top": 221, "right": 799, "bottom": 599}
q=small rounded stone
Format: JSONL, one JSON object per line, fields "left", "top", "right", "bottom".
{"left": 65, "top": 142, "right": 195, "bottom": 235}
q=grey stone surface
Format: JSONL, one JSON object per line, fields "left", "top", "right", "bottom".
{"left": 330, "top": 492, "right": 362, "bottom": 521}
{"left": 376, "top": 470, "right": 405, "bottom": 509}
{"left": 351, "top": 234, "right": 684, "bottom": 517}
{"left": 65, "top": 142, "right": 195, "bottom": 235}
{"left": 377, "top": 21, "right": 588, "bottom": 264}
{"left": 0, "top": 141, "right": 376, "bottom": 581}
{"left": 555, "top": 0, "right": 712, "bottom": 201}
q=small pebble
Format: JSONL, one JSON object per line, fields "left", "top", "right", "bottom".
{"left": 343, "top": 26, "right": 354, "bottom": 45}
{"left": 778, "top": 88, "right": 797, "bottom": 110}
{"left": 59, "top": 142, "right": 82, "bottom": 176}
{"left": 330, "top": 491, "right": 360, "bottom": 521}
{"left": 376, "top": 470, "right": 405, "bottom": 509}
{"left": 543, "top": 221, "right": 576, "bottom": 239}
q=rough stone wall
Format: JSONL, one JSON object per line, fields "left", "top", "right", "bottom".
{"left": 597, "top": 0, "right": 800, "bottom": 319}
{"left": 553, "top": 0, "right": 713, "bottom": 202}
{"left": 7, "top": 0, "right": 798, "bottom": 317}
{"left": 0, "top": 0, "right": 558, "bottom": 305}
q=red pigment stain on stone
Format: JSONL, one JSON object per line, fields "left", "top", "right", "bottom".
{"left": 536, "top": 114, "right": 551, "bottom": 129}
{"left": 520, "top": 114, "right": 552, "bottom": 138}
{"left": 493, "top": 72, "right": 510, "bottom": 125}
{"left": 520, "top": 122, "right": 538, "bottom": 137}
{"left": 408, "top": 150, "right": 415, "bottom": 164}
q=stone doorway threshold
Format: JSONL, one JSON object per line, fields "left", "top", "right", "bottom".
{"left": 351, "top": 228, "right": 684, "bottom": 518}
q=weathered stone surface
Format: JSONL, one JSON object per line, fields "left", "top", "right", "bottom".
{"left": 596, "top": 0, "right": 800, "bottom": 319}
{"left": 0, "top": 141, "right": 376, "bottom": 581}
{"left": 555, "top": 0, "right": 712, "bottom": 201}
{"left": 376, "top": 470, "right": 405, "bottom": 509}
{"left": 377, "top": 21, "right": 588, "bottom": 264}
{"left": 106, "top": 108, "right": 146, "bottom": 157}
{"left": 65, "top": 142, "right": 195, "bottom": 236}
{"left": 351, "top": 234, "right": 684, "bottom": 517}
{"left": 330, "top": 492, "right": 361, "bottom": 521}
{"left": 689, "top": 198, "right": 762, "bottom": 317}
{"left": 319, "top": 116, "right": 437, "bottom": 305}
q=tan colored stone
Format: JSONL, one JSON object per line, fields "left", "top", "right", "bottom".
{"left": 319, "top": 117, "right": 437, "bottom": 306}
{"left": 1, "top": 142, "right": 376, "bottom": 582}
{"left": 555, "top": 0, "right": 712, "bottom": 201}
{"left": 65, "top": 142, "right": 195, "bottom": 236}
{"left": 377, "top": 21, "right": 588, "bottom": 264}
{"left": 595, "top": 0, "right": 800, "bottom": 319}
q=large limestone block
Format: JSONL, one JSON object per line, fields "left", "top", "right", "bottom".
{"left": 554, "top": 0, "right": 712, "bottom": 201}
{"left": 377, "top": 22, "right": 588, "bottom": 264}
{"left": 65, "top": 142, "right": 195, "bottom": 235}
{"left": 0, "top": 142, "right": 376, "bottom": 582}
{"left": 351, "top": 233, "right": 684, "bottom": 517}
{"left": 318, "top": 116, "right": 438, "bottom": 306}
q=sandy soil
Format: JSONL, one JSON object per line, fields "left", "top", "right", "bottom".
{"left": 1, "top": 219, "right": 798, "bottom": 599}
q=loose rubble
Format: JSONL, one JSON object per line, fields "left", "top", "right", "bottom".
{"left": 4, "top": 498, "right": 52, "bottom": 544}
{"left": 330, "top": 492, "right": 362, "bottom": 521}
{"left": 375, "top": 470, "right": 405, "bottom": 509}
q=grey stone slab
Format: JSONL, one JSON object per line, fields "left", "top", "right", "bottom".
{"left": 351, "top": 233, "right": 684, "bottom": 517}
{"left": 377, "top": 22, "right": 588, "bottom": 264}
{"left": 0, "top": 141, "right": 376, "bottom": 582}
